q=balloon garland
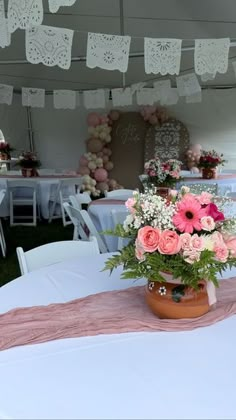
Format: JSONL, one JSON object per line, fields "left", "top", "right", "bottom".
{"left": 78, "top": 106, "right": 169, "bottom": 196}
{"left": 78, "top": 110, "right": 123, "bottom": 196}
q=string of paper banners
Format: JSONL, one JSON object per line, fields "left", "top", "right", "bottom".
{"left": 0, "top": 0, "right": 236, "bottom": 108}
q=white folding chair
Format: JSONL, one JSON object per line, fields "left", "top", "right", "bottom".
{"left": 63, "top": 203, "right": 108, "bottom": 253}
{"left": 0, "top": 190, "right": 7, "bottom": 257}
{"left": 7, "top": 179, "right": 38, "bottom": 226}
{"left": 49, "top": 178, "right": 83, "bottom": 226}
{"left": 16, "top": 237, "right": 100, "bottom": 275}
{"left": 105, "top": 189, "right": 134, "bottom": 198}
{"left": 111, "top": 209, "right": 129, "bottom": 251}
{"left": 69, "top": 192, "right": 91, "bottom": 210}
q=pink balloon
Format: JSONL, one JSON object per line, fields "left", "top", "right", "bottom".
{"left": 94, "top": 168, "right": 108, "bottom": 182}
{"left": 100, "top": 115, "right": 109, "bottom": 124}
{"left": 149, "top": 115, "right": 158, "bottom": 125}
{"left": 96, "top": 181, "right": 109, "bottom": 192}
{"left": 87, "top": 112, "right": 100, "bottom": 127}
{"left": 87, "top": 138, "right": 103, "bottom": 153}
{"left": 104, "top": 161, "right": 114, "bottom": 171}
{"left": 78, "top": 166, "right": 90, "bottom": 176}
{"left": 109, "top": 110, "right": 120, "bottom": 121}
{"left": 79, "top": 156, "right": 88, "bottom": 166}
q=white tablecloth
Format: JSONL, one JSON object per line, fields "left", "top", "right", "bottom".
{"left": 0, "top": 253, "right": 236, "bottom": 419}
{"left": 88, "top": 198, "right": 129, "bottom": 251}
{"left": 0, "top": 176, "right": 81, "bottom": 219}
{"left": 179, "top": 175, "right": 236, "bottom": 196}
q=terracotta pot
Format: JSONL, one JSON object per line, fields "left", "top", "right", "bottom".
{"left": 146, "top": 279, "right": 210, "bottom": 319}
{"left": 21, "top": 168, "right": 39, "bottom": 177}
{"left": 0, "top": 152, "right": 10, "bottom": 160}
{"left": 202, "top": 167, "right": 217, "bottom": 179}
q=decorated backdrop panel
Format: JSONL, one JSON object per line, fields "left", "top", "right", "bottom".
{"left": 109, "top": 112, "right": 149, "bottom": 189}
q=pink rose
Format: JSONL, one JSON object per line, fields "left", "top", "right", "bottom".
{"left": 158, "top": 230, "right": 181, "bottom": 255}
{"left": 190, "top": 234, "right": 204, "bottom": 251}
{"left": 180, "top": 233, "right": 192, "bottom": 250}
{"left": 135, "top": 239, "right": 146, "bottom": 261}
{"left": 205, "top": 203, "right": 225, "bottom": 222}
{"left": 211, "top": 231, "right": 224, "bottom": 247}
{"left": 224, "top": 235, "right": 236, "bottom": 257}
{"left": 214, "top": 244, "right": 229, "bottom": 262}
{"left": 183, "top": 250, "right": 201, "bottom": 264}
{"left": 137, "top": 226, "right": 161, "bottom": 253}
{"left": 201, "top": 216, "right": 215, "bottom": 231}
{"left": 125, "top": 197, "right": 135, "bottom": 214}
{"left": 197, "top": 192, "right": 212, "bottom": 205}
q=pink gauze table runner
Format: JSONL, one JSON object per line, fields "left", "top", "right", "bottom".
{"left": 88, "top": 199, "right": 126, "bottom": 207}
{"left": 1, "top": 278, "right": 236, "bottom": 351}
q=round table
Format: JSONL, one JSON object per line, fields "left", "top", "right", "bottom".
{"left": 0, "top": 253, "right": 235, "bottom": 419}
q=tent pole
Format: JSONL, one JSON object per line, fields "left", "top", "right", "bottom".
{"left": 26, "top": 106, "right": 35, "bottom": 152}
{"left": 119, "top": 0, "right": 126, "bottom": 88}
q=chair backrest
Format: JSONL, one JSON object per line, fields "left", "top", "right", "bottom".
{"left": 0, "top": 189, "right": 6, "bottom": 205}
{"left": 7, "top": 179, "right": 38, "bottom": 198}
{"left": 59, "top": 178, "right": 83, "bottom": 198}
{"left": 16, "top": 237, "right": 100, "bottom": 275}
{"left": 111, "top": 209, "right": 129, "bottom": 251}
{"left": 63, "top": 202, "right": 108, "bottom": 253}
{"left": 69, "top": 192, "right": 91, "bottom": 210}
{"left": 105, "top": 189, "right": 134, "bottom": 198}
{"left": 185, "top": 183, "right": 218, "bottom": 195}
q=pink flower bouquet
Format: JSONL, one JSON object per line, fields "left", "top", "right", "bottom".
{"left": 104, "top": 188, "right": 236, "bottom": 289}
{"left": 144, "top": 156, "right": 182, "bottom": 188}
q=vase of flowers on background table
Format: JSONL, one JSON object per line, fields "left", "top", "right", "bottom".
{"left": 104, "top": 187, "right": 236, "bottom": 319}
{"left": 198, "top": 149, "right": 226, "bottom": 179}
{"left": 17, "top": 151, "right": 41, "bottom": 177}
{"left": 143, "top": 156, "right": 182, "bottom": 198}
{"left": 0, "top": 141, "right": 14, "bottom": 160}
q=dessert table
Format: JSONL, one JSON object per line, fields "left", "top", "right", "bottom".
{"left": 0, "top": 175, "right": 82, "bottom": 219}
{"left": 0, "top": 253, "right": 235, "bottom": 419}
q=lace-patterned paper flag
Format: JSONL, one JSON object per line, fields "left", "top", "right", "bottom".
{"left": 83, "top": 89, "right": 106, "bottom": 109}
{"left": 48, "top": 0, "right": 76, "bottom": 13}
{"left": 22, "top": 87, "right": 45, "bottom": 108}
{"left": 53, "top": 90, "right": 76, "bottom": 109}
{"left": 0, "top": 84, "right": 13, "bottom": 105}
{"left": 26, "top": 25, "right": 74, "bottom": 70}
{"left": 200, "top": 73, "right": 215, "bottom": 82}
{"left": 0, "top": 1, "right": 11, "bottom": 48}
{"left": 8, "top": 0, "right": 43, "bottom": 33}
{"left": 112, "top": 88, "right": 133, "bottom": 107}
{"left": 136, "top": 88, "right": 155, "bottom": 105}
{"left": 86, "top": 32, "right": 131, "bottom": 72}
{"left": 144, "top": 38, "right": 182, "bottom": 75}
{"left": 176, "top": 73, "right": 201, "bottom": 97}
{"left": 194, "top": 38, "right": 230, "bottom": 76}
{"left": 186, "top": 91, "right": 202, "bottom": 104}
{"left": 153, "top": 79, "right": 172, "bottom": 103}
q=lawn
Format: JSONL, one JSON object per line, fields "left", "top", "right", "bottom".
{"left": 0, "top": 220, "right": 73, "bottom": 287}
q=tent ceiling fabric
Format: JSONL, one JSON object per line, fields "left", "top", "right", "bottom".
{"left": 1, "top": 0, "right": 236, "bottom": 90}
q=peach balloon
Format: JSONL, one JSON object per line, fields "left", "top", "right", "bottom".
{"left": 103, "top": 155, "right": 109, "bottom": 163}
{"left": 87, "top": 112, "right": 100, "bottom": 127}
{"left": 94, "top": 168, "right": 108, "bottom": 182}
{"left": 109, "top": 110, "right": 120, "bottom": 121}
{"left": 78, "top": 166, "right": 90, "bottom": 175}
{"left": 96, "top": 182, "right": 109, "bottom": 192}
{"left": 79, "top": 156, "right": 88, "bottom": 166}
{"left": 87, "top": 137, "right": 103, "bottom": 153}
{"left": 97, "top": 152, "right": 103, "bottom": 158}
{"left": 104, "top": 161, "right": 114, "bottom": 171}
{"left": 149, "top": 115, "right": 158, "bottom": 125}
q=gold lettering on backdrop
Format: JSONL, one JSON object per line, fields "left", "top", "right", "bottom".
{"left": 115, "top": 123, "right": 141, "bottom": 145}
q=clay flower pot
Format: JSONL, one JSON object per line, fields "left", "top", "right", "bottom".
{"left": 202, "top": 167, "right": 218, "bottom": 179}
{"left": 146, "top": 279, "right": 210, "bottom": 319}
{"left": 21, "top": 168, "right": 39, "bottom": 177}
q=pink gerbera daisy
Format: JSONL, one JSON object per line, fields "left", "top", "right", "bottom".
{"left": 173, "top": 196, "right": 206, "bottom": 233}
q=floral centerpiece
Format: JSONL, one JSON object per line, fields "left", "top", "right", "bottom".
{"left": 143, "top": 156, "right": 182, "bottom": 195}
{"left": 17, "top": 151, "right": 41, "bottom": 177}
{"left": 198, "top": 149, "right": 226, "bottom": 179}
{"left": 104, "top": 187, "right": 236, "bottom": 319}
{"left": 0, "top": 142, "right": 14, "bottom": 160}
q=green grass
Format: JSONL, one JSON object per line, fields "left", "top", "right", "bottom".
{"left": 0, "top": 220, "right": 73, "bottom": 287}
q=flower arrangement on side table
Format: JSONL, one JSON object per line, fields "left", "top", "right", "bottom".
{"left": 198, "top": 149, "right": 226, "bottom": 179}
{"left": 17, "top": 151, "right": 41, "bottom": 177}
{"left": 104, "top": 187, "right": 236, "bottom": 319}
{"left": 0, "top": 142, "right": 14, "bottom": 160}
{"left": 143, "top": 156, "right": 182, "bottom": 197}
